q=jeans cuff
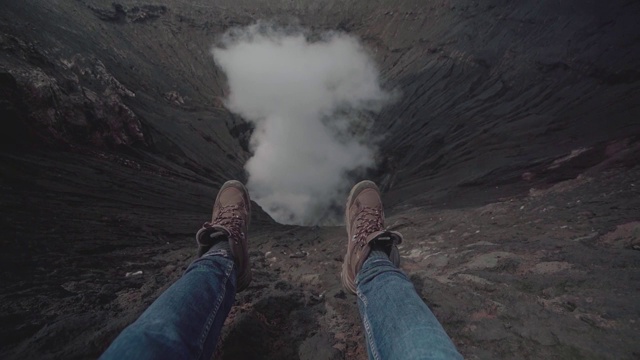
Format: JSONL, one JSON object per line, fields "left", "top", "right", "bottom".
{"left": 366, "top": 249, "right": 392, "bottom": 263}
{"left": 201, "top": 248, "right": 233, "bottom": 260}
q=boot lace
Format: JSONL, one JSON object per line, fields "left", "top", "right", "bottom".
{"left": 353, "top": 207, "right": 384, "bottom": 247}
{"left": 203, "top": 204, "right": 245, "bottom": 245}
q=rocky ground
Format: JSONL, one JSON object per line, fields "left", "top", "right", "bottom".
{"left": 1, "top": 149, "right": 638, "bottom": 359}
{"left": 1, "top": 0, "right": 639, "bottom": 359}
{"left": 210, "top": 166, "right": 640, "bottom": 360}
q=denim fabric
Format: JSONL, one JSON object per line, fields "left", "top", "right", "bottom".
{"left": 102, "top": 247, "right": 461, "bottom": 360}
{"left": 100, "top": 249, "right": 237, "bottom": 360}
{"left": 356, "top": 250, "right": 463, "bottom": 360}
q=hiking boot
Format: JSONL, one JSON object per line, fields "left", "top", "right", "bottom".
{"left": 196, "top": 180, "right": 252, "bottom": 292}
{"left": 341, "top": 180, "right": 403, "bottom": 294}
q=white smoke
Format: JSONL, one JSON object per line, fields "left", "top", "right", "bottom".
{"left": 212, "top": 24, "right": 394, "bottom": 225}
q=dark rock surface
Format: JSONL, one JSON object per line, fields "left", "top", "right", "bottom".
{"left": 1, "top": 0, "right": 639, "bottom": 359}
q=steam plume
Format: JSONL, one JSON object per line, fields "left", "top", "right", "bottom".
{"left": 212, "top": 24, "right": 393, "bottom": 225}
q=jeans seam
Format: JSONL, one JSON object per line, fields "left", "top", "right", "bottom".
{"left": 195, "top": 258, "right": 234, "bottom": 360}
{"left": 359, "top": 294, "right": 381, "bottom": 360}
{"left": 357, "top": 288, "right": 368, "bottom": 307}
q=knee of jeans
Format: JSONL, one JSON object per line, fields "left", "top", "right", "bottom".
{"left": 127, "top": 317, "right": 183, "bottom": 344}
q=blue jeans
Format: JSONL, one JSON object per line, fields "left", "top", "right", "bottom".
{"left": 100, "top": 249, "right": 237, "bottom": 360}
{"left": 101, "top": 250, "right": 462, "bottom": 360}
{"left": 357, "top": 251, "right": 463, "bottom": 360}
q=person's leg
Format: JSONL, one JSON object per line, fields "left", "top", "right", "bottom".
{"left": 356, "top": 249, "right": 463, "bottom": 360}
{"left": 341, "top": 180, "right": 462, "bottom": 360}
{"left": 100, "top": 249, "right": 237, "bottom": 360}
{"left": 101, "top": 180, "right": 253, "bottom": 360}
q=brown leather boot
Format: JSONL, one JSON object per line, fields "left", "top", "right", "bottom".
{"left": 341, "top": 180, "right": 403, "bottom": 294}
{"left": 196, "top": 180, "right": 252, "bottom": 292}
